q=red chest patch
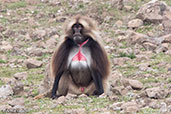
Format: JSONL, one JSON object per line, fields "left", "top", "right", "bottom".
{"left": 72, "top": 40, "right": 88, "bottom": 61}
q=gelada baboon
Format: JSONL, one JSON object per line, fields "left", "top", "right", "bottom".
{"left": 34, "top": 15, "right": 110, "bottom": 99}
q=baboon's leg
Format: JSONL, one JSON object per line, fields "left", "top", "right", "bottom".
{"left": 57, "top": 72, "right": 70, "bottom": 96}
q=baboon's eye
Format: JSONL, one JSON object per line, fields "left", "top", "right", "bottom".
{"left": 72, "top": 24, "right": 83, "bottom": 30}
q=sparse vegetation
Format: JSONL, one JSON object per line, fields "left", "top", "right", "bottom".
{"left": 119, "top": 52, "right": 136, "bottom": 59}
{"left": 0, "top": 0, "right": 171, "bottom": 113}
{"left": 6, "top": 1, "right": 27, "bottom": 9}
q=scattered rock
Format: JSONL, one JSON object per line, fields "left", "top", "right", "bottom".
{"left": 166, "top": 97, "right": 171, "bottom": 105}
{"left": 0, "top": 41, "right": 13, "bottom": 51}
{"left": 128, "top": 19, "right": 143, "bottom": 28}
{"left": 0, "top": 54, "right": 8, "bottom": 62}
{"left": 99, "top": 93, "right": 107, "bottom": 98}
{"left": 136, "top": 54, "right": 148, "bottom": 62}
{"left": 8, "top": 98, "right": 25, "bottom": 107}
{"left": 124, "top": 5, "right": 132, "bottom": 11}
{"left": 12, "top": 105, "right": 26, "bottom": 113}
{"left": 109, "top": 95, "right": 119, "bottom": 101}
{"left": 66, "top": 93, "right": 78, "bottom": 99}
{"left": 2, "top": 0, "right": 20, "bottom": 3}
{"left": 116, "top": 0, "right": 124, "bottom": 10}
{"left": 126, "top": 30, "right": 148, "bottom": 45}
{"left": 113, "top": 57, "right": 131, "bottom": 66}
{"left": 44, "top": 38, "right": 57, "bottom": 49}
{"left": 121, "top": 101, "right": 139, "bottom": 113}
{"left": 30, "top": 29, "right": 46, "bottom": 40}
{"left": 162, "top": 34, "right": 171, "bottom": 43}
{"left": 148, "top": 100, "right": 161, "bottom": 109}
{"left": 159, "top": 102, "right": 169, "bottom": 114}
{"left": 145, "top": 87, "right": 168, "bottom": 99}
{"left": 27, "top": 48, "right": 43, "bottom": 56}
{"left": 122, "top": 79, "right": 143, "bottom": 90}
{"left": 128, "top": 79, "right": 143, "bottom": 90}
{"left": 32, "top": 41, "right": 45, "bottom": 48}
{"left": 110, "top": 102, "right": 123, "bottom": 111}
{"left": 110, "top": 70, "right": 123, "bottom": 87}
{"left": 111, "top": 86, "right": 128, "bottom": 95}
{"left": 55, "top": 96, "right": 66, "bottom": 104}
{"left": 56, "top": 16, "right": 67, "bottom": 22}
{"left": 79, "top": 94, "right": 87, "bottom": 97}
{"left": 25, "top": 0, "right": 40, "bottom": 5}
{"left": 0, "top": 85, "right": 13, "bottom": 98}
{"left": 0, "top": 77, "right": 15, "bottom": 84}
{"left": 136, "top": 0, "right": 167, "bottom": 23}
{"left": 25, "top": 59, "right": 43, "bottom": 69}
{"left": 138, "top": 63, "right": 150, "bottom": 71}
{"left": 12, "top": 81, "right": 24, "bottom": 95}
{"left": 64, "top": 108, "right": 86, "bottom": 114}
{"left": 0, "top": 25, "right": 6, "bottom": 32}
{"left": 14, "top": 72, "right": 28, "bottom": 80}
{"left": 115, "top": 20, "right": 123, "bottom": 27}
{"left": 143, "top": 42, "right": 157, "bottom": 51}
{"left": 162, "top": 18, "right": 171, "bottom": 33}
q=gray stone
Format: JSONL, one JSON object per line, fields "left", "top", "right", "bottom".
{"left": 64, "top": 108, "right": 86, "bottom": 114}
{"left": 14, "top": 72, "right": 28, "bottom": 80}
{"left": 136, "top": 0, "right": 167, "bottom": 23}
{"left": 145, "top": 87, "right": 168, "bottom": 99}
{"left": 0, "top": 85, "right": 13, "bottom": 98}
{"left": 8, "top": 98, "right": 25, "bottom": 107}
{"left": 54, "top": 96, "right": 66, "bottom": 104}
{"left": 44, "top": 38, "right": 57, "bottom": 49}
{"left": 115, "top": 20, "right": 123, "bottom": 27}
{"left": 12, "top": 81, "right": 24, "bottom": 95}
{"left": 128, "top": 79, "right": 143, "bottom": 90}
{"left": 27, "top": 48, "right": 43, "bottom": 56}
{"left": 121, "top": 101, "right": 139, "bottom": 113}
{"left": 25, "top": 59, "right": 43, "bottom": 69}
{"left": 0, "top": 41, "right": 13, "bottom": 51}
{"left": 128, "top": 19, "right": 143, "bottom": 28}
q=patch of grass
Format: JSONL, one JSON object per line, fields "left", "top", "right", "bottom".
{"left": 118, "top": 66, "right": 138, "bottom": 77}
{"left": 119, "top": 95, "right": 133, "bottom": 102}
{"left": 25, "top": 96, "right": 112, "bottom": 113}
{"left": 139, "top": 107, "right": 159, "bottom": 114}
{"left": 0, "top": 17, "right": 9, "bottom": 25}
{"left": 140, "top": 77, "right": 163, "bottom": 84}
{"left": 49, "top": 6, "right": 60, "bottom": 13}
{"left": 0, "top": 66, "right": 26, "bottom": 78}
{"left": 167, "top": 78, "right": 171, "bottom": 83}
{"left": 24, "top": 68, "right": 44, "bottom": 85}
{"left": 151, "top": 52, "right": 171, "bottom": 64}
{"left": 0, "top": 80, "right": 5, "bottom": 86}
{"left": 136, "top": 25, "right": 153, "bottom": 34}
{"left": 109, "top": 8, "right": 127, "bottom": 21}
{"left": 0, "top": 59, "right": 6, "bottom": 64}
{"left": 164, "top": 0, "right": 171, "bottom": 6}
{"left": 6, "top": 1, "right": 27, "bottom": 9}
{"left": 119, "top": 41, "right": 128, "bottom": 49}
{"left": 119, "top": 52, "right": 136, "bottom": 59}
{"left": 37, "top": 53, "right": 51, "bottom": 61}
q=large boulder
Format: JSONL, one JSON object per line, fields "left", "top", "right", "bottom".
{"left": 136, "top": 0, "right": 171, "bottom": 33}
{"left": 137, "top": 0, "right": 168, "bottom": 23}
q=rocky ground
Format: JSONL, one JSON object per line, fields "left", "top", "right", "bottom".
{"left": 0, "top": 0, "right": 171, "bottom": 114}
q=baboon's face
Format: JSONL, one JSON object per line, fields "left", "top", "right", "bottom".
{"left": 72, "top": 23, "right": 87, "bottom": 44}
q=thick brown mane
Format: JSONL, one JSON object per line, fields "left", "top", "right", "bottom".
{"left": 63, "top": 15, "right": 100, "bottom": 41}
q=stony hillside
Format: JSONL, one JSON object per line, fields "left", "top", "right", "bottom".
{"left": 0, "top": 0, "right": 171, "bottom": 114}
